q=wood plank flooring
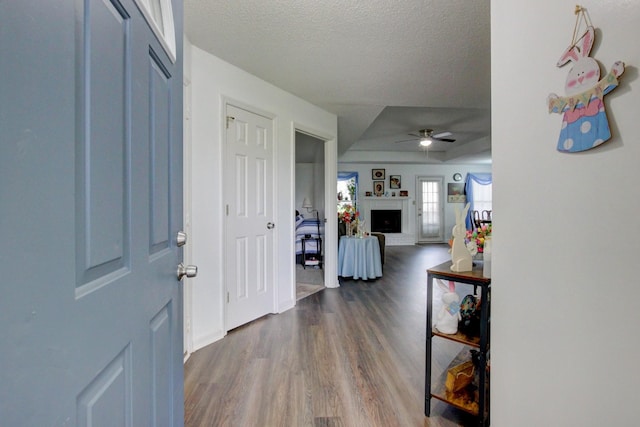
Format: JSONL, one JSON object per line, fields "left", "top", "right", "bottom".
{"left": 184, "top": 244, "right": 478, "bottom": 427}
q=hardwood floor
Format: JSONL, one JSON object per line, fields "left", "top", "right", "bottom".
{"left": 184, "top": 244, "right": 478, "bottom": 427}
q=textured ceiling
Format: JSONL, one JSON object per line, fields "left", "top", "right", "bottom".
{"left": 184, "top": 0, "right": 491, "bottom": 163}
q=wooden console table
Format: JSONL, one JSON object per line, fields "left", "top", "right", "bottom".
{"left": 425, "top": 261, "right": 491, "bottom": 426}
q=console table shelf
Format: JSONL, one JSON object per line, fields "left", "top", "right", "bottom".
{"left": 425, "top": 260, "right": 491, "bottom": 427}
{"left": 432, "top": 329, "right": 480, "bottom": 347}
{"left": 431, "top": 349, "right": 482, "bottom": 416}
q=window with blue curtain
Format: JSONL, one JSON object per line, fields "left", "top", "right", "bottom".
{"left": 464, "top": 173, "right": 492, "bottom": 229}
{"left": 337, "top": 171, "right": 358, "bottom": 205}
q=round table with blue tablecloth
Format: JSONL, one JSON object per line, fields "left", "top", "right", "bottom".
{"left": 337, "top": 235, "right": 383, "bottom": 280}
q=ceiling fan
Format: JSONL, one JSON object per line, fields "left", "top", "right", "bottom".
{"left": 395, "top": 129, "right": 456, "bottom": 147}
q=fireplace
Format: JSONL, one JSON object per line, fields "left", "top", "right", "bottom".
{"left": 371, "top": 209, "right": 402, "bottom": 233}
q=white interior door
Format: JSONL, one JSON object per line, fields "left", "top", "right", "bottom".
{"left": 1, "top": 1, "right": 184, "bottom": 425}
{"left": 225, "top": 104, "right": 275, "bottom": 330}
{"left": 417, "top": 176, "right": 445, "bottom": 242}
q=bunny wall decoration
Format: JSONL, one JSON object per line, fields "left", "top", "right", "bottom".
{"left": 435, "top": 279, "right": 461, "bottom": 335}
{"left": 450, "top": 203, "right": 472, "bottom": 272}
{"left": 548, "top": 23, "right": 625, "bottom": 153}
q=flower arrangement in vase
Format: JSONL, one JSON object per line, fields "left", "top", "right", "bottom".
{"left": 338, "top": 204, "right": 359, "bottom": 237}
{"left": 465, "top": 224, "right": 492, "bottom": 255}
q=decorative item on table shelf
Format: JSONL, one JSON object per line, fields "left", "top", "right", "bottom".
{"left": 459, "top": 293, "right": 481, "bottom": 336}
{"left": 434, "top": 279, "right": 461, "bottom": 335}
{"left": 450, "top": 203, "right": 473, "bottom": 272}
{"left": 356, "top": 219, "right": 366, "bottom": 238}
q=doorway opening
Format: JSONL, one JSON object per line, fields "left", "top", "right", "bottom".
{"left": 295, "top": 131, "right": 325, "bottom": 300}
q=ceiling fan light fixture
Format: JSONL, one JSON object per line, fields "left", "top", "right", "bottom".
{"left": 419, "top": 138, "right": 432, "bottom": 147}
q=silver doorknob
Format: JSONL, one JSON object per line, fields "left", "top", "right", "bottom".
{"left": 267, "top": 222, "right": 275, "bottom": 229}
{"left": 176, "top": 231, "right": 187, "bottom": 247}
{"left": 177, "top": 263, "right": 198, "bottom": 280}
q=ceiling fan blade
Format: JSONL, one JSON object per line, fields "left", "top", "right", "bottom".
{"left": 432, "top": 131, "right": 452, "bottom": 139}
{"left": 434, "top": 137, "right": 456, "bottom": 143}
{"left": 394, "top": 138, "right": 420, "bottom": 143}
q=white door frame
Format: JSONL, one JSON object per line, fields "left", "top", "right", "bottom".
{"left": 415, "top": 175, "right": 446, "bottom": 243}
{"left": 182, "top": 75, "right": 193, "bottom": 359}
{"left": 293, "top": 123, "right": 339, "bottom": 289}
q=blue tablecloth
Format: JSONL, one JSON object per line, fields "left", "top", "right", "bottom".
{"left": 337, "top": 236, "right": 383, "bottom": 280}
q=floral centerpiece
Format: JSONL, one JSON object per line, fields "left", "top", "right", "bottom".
{"left": 465, "top": 224, "right": 492, "bottom": 255}
{"left": 338, "top": 204, "right": 357, "bottom": 223}
{"left": 448, "top": 223, "right": 492, "bottom": 256}
{"left": 338, "top": 204, "right": 360, "bottom": 236}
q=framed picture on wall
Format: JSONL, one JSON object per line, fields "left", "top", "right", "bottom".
{"left": 373, "top": 181, "right": 384, "bottom": 196}
{"left": 390, "top": 175, "right": 401, "bottom": 189}
{"left": 372, "top": 169, "right": 385, "bottom": 180}
{"left": 447, "top": 183, "right": 466, "bottom": 203}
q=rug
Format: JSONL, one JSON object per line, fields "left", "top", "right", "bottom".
{"left": 296, "top": 264, "right": 324, "bottom": 300}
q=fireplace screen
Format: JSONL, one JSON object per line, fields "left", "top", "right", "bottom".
{"left": 370, "top": 209, "right": 401, "bottom": 233}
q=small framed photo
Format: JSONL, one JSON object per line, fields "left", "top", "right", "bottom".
{"left": 389, "top": 175, "right": 401, "bottom": 189}
{"left": 365, "top": 191, "right": 372, "bottom": 197}
{"left": 399, "top": 190, "right": 409, "bottom": 197}
{"left": 373, "top": 181, "right": 385, "bottom": 196}
{"left": 372, "top": 168, "right": 385, "bottom": 180}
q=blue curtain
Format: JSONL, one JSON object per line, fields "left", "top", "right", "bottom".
{"left": 464, "top": 173, "right": 492, "bottom": 229}
{"left": 338, "top": 171, "right": 358, "bottom": 184}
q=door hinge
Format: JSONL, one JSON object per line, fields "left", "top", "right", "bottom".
{"left": 227, "top": 292, "right": 230, "bottom": 303}
{"left": 226, "top": 204, "right": 229, "bottom": 216}
{"left": 226, "top": 116, "right": 235, "bottom": 129}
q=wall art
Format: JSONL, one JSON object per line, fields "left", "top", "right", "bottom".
{"left": 547, "top": 5, "right": 625, "bottom": 153}
{"left": 373, "top": 181, "right": 384, "bottom": 196}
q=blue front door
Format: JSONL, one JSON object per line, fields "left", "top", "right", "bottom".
{"left": 0, "top": 0, "right": 184, "bottom": 425}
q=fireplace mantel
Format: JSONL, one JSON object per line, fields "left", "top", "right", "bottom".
{"left": 359, "top": 197, "right": 414, "bottom": 245}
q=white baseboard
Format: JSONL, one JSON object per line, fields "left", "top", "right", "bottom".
{"left": 192, "top": 330, "right": 226, "bottom": 352}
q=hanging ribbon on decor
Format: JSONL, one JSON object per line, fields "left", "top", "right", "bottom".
{"left": 547, "top": 5, "right": 625, "bottom": 153}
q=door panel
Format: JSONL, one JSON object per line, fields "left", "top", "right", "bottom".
{"left": 0, "top": 0, "right": 184, "bottom": 425}
{"left": 149, "top": 50, "right": 172, "bottom": 254}
{"left": 76, "top": 0, "right": 131, "bottom": 293}
{"left": 150, "top": 303, "right": 173, "bottom": 427}
{"left": 76, "top": 345, "right": 132, "bottom": 427}
{"left": 225, "top": 105, "right": 275, "bottom": 330}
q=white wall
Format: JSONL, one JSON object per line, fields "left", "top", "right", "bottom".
{"left": 295, "top": 163, "right": 315, "bottom": 213}
{"left": 296, "top": 163, "right": 326, "bottom": 220}
{"left": 337, "top": 163, "right": 492, "bottom": 241}
{"left": 187, "top": 42, "right": 337, "bottom": 350}
{"left": 492, "top": 1, "right": 640, "bottom": 425}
